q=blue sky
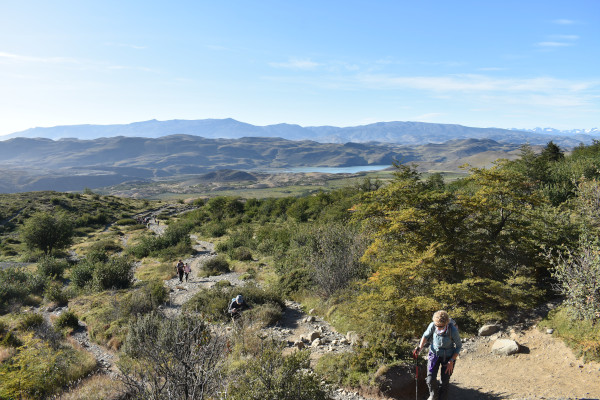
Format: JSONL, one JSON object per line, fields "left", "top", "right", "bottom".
{"left": 0, "top": 0, "right": 598, "bottom": 136}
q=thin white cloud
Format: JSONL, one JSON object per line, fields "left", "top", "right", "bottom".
{"left": 553, "top": 19, "right": 577, "bottom": 25}
{"left": 414, "top": 112, "right": 445, "bottom": 121}
{"left": 537, "top": 41, "right": 573, "bottom": 47}
{"left": 269, "top": 58, "right": 320, "bottom": 70}
{"left": 0, "top": 51, "right": 81, "bottom": 64}
{"left": 478, "top": 67, "right": 507, "bottom": 71}
{"left": 107, "top": 65, "right": 157, "bottom": 73}
{"left": 551, "top": 34, "right": 579, "bottom": 40}
{"left": 0, "top": 50, "right": 155, "bottom": 73}
{"left": 357, "top": 74, "right": 597, "bottom": 94}
{"left": 104, "top": 42, "right": 147, "bottom": 50}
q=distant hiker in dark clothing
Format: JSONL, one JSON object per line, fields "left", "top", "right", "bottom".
{"left": 176, "top": 260, "right": 185, "bottom": 283}
{"left": 228, "top": 295, "right": 249, "bottom": 319}
{"left": 413, "top": 310, "right": 461, "bottom": 400}
{"left": 183, "top": 263, "right": 191, "bottom": 282}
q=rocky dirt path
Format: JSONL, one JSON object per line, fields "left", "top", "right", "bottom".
{"left": 448, "top": 322, "right": 600, "bottom": 400}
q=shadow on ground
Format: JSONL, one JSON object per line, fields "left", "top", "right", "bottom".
{"left": 275, "top": 303, "right": 304, "bottom": 330}
{"left": 376, "top": 365, "right": 507, "bottom": 400}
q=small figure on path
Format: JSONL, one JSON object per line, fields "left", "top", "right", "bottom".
{"left": 413, "top": 310, "right": 461, "bottom": 400}
{"left": 175, "top": 259, "right": 185, "bottom": 283}
{"left": 183, "top": 262, "right": 191, "bottom": 282}
{"left": 228, "top": 294, "right": 249, "bottom": 319}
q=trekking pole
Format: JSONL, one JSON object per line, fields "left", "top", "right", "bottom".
{"left": 412, "top": 347, "right": 419, "bottom": 400}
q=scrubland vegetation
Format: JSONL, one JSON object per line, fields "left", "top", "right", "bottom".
{"left": 0, "top": 141, "right": 599, "bottom": 398}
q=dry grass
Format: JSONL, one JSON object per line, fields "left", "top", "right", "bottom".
{"left": 56, "top": 374, "right": 126, "bottom": 400}
{"left": 135, "top": 259, "right": 174, "bottom": 281}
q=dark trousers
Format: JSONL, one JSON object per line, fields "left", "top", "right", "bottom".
{"left": 178, "top": 270, "right": 184, "bottom": 282}
{"left": 426, "top": 353, "right": 452, "bottom": 400}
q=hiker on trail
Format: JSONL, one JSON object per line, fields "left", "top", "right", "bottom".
{"left": 413, "top": 310, "right": 461, "bottom": 400}
{"left": 228, "top": 295, "right": 249, "bottom": 319}
{"left": 175, "top": 260, "right": 185, "bottom": 283}
{"left": 183, "top": 263, "right": 191, "bottom": 282}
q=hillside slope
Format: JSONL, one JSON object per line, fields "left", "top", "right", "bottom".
{"left": 0, "top": 136, "right": 523, "bottom": 193}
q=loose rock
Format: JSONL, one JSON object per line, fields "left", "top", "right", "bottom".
{"left": 491, "top": 339, "right": 520, "bottom": 356}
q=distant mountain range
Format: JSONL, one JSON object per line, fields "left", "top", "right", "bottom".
{"left": 514, "top": 127, "right": 600, "bottom": 136}
{"left": 0, "top": 135, "right": 523, "bottom": 193}
{"left": 3, "top": 119, "right": 599, "bottom": 148}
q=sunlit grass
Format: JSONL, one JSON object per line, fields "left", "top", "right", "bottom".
{"left": 539, "top": 306, "right": 600, "bottom": 362}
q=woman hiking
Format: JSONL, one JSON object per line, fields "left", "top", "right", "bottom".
{"left": 413, "top": 310, "right": 461, "bottom": 400}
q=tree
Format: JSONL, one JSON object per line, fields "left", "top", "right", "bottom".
{"left": 307, "top": 222, "right": 369, "bottom": 297}
{"left": 548, "top": 234, "right": 600, "bottom": 321}
{"left": 21, "top": 212, "right": 74, "bottom": 255}
{"left": 351, "top": 162, "right": 548, "bottom": 332}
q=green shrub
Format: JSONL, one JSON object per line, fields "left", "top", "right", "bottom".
{"left": 231, "top": 246, "right": 253, "bottom": 261}
{"left": 115, "top": 218, "right": 137, "bottom": 226}
{"left": 240, "top": 268, "right": 256, "bottom": 281}
{"left": 275, "top": 268, "right": 313, "bottom": 297}
{"left": 123, "top": 280, "right": 167, "bottom": 316}
{"left": 0, "top": 333, "right": 96, "bottom": 399}
{"left": 214, "top": 280, "right": 232, "bottom": 289}
{"left": 44, "top": 281, "right": 69, "bottom": 306}
{"left": 93, "top": 257, "right": 134, "bottom": 290}
{"left": 37, "top": 256, "right": 69, "bottom": 278}
{"left": 247, "top": 303, "right": 283, "bottom": 328}
{"left": 202, "top": 221, "right": 227, "bottom": 237}
{"left": 128, "top": 221, "right": 193, "bottom": 259}
{"left": 75, "top": 212, "right": 109, "bottom": 227}
{"left": 54, "top": 310, "right": 79, "bottom": 330}
{"left": 19, "top": 312, "right": 44, "bottom": 331}
{"left": 88, "top": 240, "right": 122, "bottom": 254}
{"left": 0, "top": 321, "right": 22, "bottom": 347}
{"left": 200, "top": 256, "right": 230, "bottom": 277}
{"left": 315, "top": 325, "right": 412, "bottom": 387}
{"left": 226, "top": 340, "right": 329, "bottom": 400}
{"left": 183, "top": 284, "right": 284, "bottom": 323}
{"left": 70, "top": 261, "right": 97, "bottom": 288}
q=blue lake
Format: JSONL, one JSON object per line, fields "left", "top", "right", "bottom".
{"left": 257, "top": 165, "right": 392, "bottom": 174}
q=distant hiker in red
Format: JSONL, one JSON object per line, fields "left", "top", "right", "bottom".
{"left": 183, "top": 263, "right": 191, "bottom": 282}
{"left": 175, "top": 260, "right": 185, "bottom": 283}
{"left": 413, "top": 310, "right": 461, "bottom": 400}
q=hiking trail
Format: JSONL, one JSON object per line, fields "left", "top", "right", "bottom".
{"left": 56, "top": 207, "right": 600, "bottom": 399}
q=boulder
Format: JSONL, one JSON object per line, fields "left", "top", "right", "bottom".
{"left": 311, "top": 338, "right": 322, "bottom": 347}
{"left": 294, "top": 341, "right": 305, "bottom": 350}
{"left": 346, "top": 331, "right": 361, "bottom": 346}
{"left": 491, "top": 339, "right": 520, "bottom": 356}
{"left": 309, "top": 331, "right": 322, "bottom": 342}
{"left": 479, "top": 324, "right": 501, "bottom": 336}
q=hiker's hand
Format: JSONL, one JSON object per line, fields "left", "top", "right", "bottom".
{"left": 412, "top": 347, "right": 420, "bottom": 359}
{"left": 445, "top": 360, "right": 454, "bottom": 374}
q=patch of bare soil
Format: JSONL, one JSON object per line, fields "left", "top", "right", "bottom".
{"left": 449, "top": 324, "right": 600, "bottom": 400}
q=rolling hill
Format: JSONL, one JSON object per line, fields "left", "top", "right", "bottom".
{"left": 0, "top": 135, "right": 524, "bottom": 193}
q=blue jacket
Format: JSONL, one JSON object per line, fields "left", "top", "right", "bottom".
{"left": 422, "top": 322, "right": 461, "bottom": 360}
